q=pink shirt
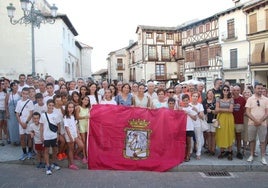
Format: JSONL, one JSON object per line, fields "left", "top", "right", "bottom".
{"left": 245, "top": 95, "right": 268, "bottom": 126}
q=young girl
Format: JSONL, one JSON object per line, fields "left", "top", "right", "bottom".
{"left": 100, "top": 89, "right": 117, "bottom": 105}
{"left": 64, "top": 102, "right": 86, "bottom": 170}
{"left": 75, "top": 96, "right": 90, "bottom": 162}
{"left": 87, "top": 83, "right": 101, "bottom": 106}
{"left": 181, "top": 94, "right": 197, "bottom": 162}
{"left": 190, "top": 92, "right": 205, "bottom": 160}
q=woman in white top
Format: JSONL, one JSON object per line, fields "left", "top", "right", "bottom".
{"left": 152, "top": 88, "right": 168, "bottom": 109}
{"left": 100, "top": 89, "right": 117, "bottom": 105}
{"left": 133, "top": 83, "right": 151, "bottom": 108}
{"left": 190, "top": 91, "right": 205, "bottom": 160}
{"left": 87, "top": 83, "right": 101, "bottom": 106}
{"left": 5, "top": 81, "right": 20, "bottom": 145}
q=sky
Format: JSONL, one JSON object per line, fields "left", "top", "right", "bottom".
{"left": 48, "top": 0, "right": 236, "bottom": 73}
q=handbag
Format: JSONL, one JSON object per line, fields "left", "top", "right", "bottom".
{"left": 200, "top": 119, "right": 209, "bottom": 132}
{"left": 212, "top": 119, "right": 219, "bottom": 128}
{"left": 45, "top": 113, "right": 58, "bottom": 133}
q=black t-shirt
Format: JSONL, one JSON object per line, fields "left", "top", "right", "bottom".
{"left": 202, "top": 99, "right": 216, "bottom": 123}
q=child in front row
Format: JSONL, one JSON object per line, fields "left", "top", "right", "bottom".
{"left": 181, "top": 94, "right": 197, "bottom": 162}
{"left": 64, "top": 101, "right": 86, "bottom": 170}
{"left": 29, "top": 112, "right": 44, "bottom": 168}
{"left": 40, "top": 99, "right": 61, "bottom": 175}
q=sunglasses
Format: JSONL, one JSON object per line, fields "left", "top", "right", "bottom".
{"left": 223, "top": 89, "right": 229, "bottom": 92}
{"left": 183, "top": 86, "right": 187, "bottom": 88}
{"left": 168, "top": 91, "right": 175, "bottom": 94}
{"left": 257, "top": 100, "right": 260, "bottom": 107}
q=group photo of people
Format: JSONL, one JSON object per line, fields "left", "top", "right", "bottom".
{"left": 0, "top": 74, "right": 268, "bottom": 175}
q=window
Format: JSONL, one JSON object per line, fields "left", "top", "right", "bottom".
{"left": 187, "top": 30, "right": 191, "bottom": 37}
{"left": 117, "top": 58, "right": 124, "bottom": 70}
{"left": 249, "top": 13, "right": 257, "bottom": 34}
{"left": 156, "top": 33, "right": 164, "bottom": 41}
{"left": 148, "top": 45, "right": 157, "bottom": 61}
{"left": 195, "top": 49, "right": 201, "bottom": 66}
{"left": 162, "top": 46, "right": 170, "bottom": 60}
{"left": 205, "top": 23, "right": 210, "bottom": 32}
{"left": 230, "top": 49, "right": 237, "bottom": 68}
{"left": 156, "top": 64, "right": 165, "bottom": 77}
{"left": 132, "top": 51, "right": 135, "bottom": 64}
{"left": 166, "top": 33, "right": 173, "bottom": 40}
{"left": 199, "top": 25, "right": 203, "bottom": 33}
{"left": 118, "top": 73, "right": 123, "bottom": 81}
{"left": 266, "top": 9, "right": 268, "bottom": 30}
{"left": 146, "top": 32, "right": 153, "bottom": 39}
{"left": 200, "top": 47, "right": 208, "bottom": 66}
{"left": 185, "top": 51, "right": 194, "bottom": 62}
{"left": 193, "top": 27, "right": 197, "bottom": 35}
{"left": 227, "top": 19, "right": 235, "bottom": 39}
{"left": 252, "top": 43, "right": 265, "bottom": 64}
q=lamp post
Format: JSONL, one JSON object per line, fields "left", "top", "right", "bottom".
{"left": 6, "top": 0, "right": 58, "bottom": 76}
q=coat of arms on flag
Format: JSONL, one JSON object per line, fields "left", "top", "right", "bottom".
{"left": 124, "top": 119, "right": 151, "bottom": 160}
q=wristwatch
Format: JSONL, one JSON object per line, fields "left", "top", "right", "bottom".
{"left": 26, "top": 121, "right": 29, "bottom": 124}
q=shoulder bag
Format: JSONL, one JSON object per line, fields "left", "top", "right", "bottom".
{"left": 45, "top": 112, "right": 58, "bottom": 133}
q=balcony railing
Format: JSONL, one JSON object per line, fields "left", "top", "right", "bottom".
{"left": 116, "top": 65, "right": 125, "bottom": 70}
{"left": 150, "top": 73, "right": 179, "bottom": 81}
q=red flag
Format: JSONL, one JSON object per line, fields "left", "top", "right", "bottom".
{"left": 88, "top": 104, "right": 186, "bottom": 172}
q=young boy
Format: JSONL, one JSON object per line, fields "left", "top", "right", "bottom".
{"left": 34, "top": 93, "right": 47, "bottom": 114}
{"left": 181, "top": 94, "right": 197, "bottom": 162}
{"left": 40, "top": 99, "right": 61, "bottom": 175}
{"left": 29, "top": 112, "right": 45, "bottom": 168}
{"left": 15, "top": 87, "right": 34, "bottom": 160}
{"left": 43, "top": 83, "right": 55, "bottom": 104}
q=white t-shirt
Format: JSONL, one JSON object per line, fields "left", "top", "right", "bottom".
{"left": 40, "top": 112, "right": 61, "bottom": 140}
{"left": 64, "top": 115, "right": 78, "bottom": 139}
{"left": 54, "top": 108, "right": 65, "bottom": 134}
{"left": 100, "top": 99, "right": 117, "bottom": 105}
{"left": 34, "top": 103, "right": 47, "bottom": 114}
{"left": 182, "top": 106, "right": 197, "bottom": 131}
{"left": 29, "top": 122, "right": 42, "bottom": 144}
{"left": 15, "top": 99, "right": 34, "bottom": 123}
{"left": 190, "top": 103, "right": 204, "bottom": 127}
{"left": 88, "top": 94, "right": 102, "bottom": 105}
{"left": 43, "top": 94, "right": 55, "bottom": 105}
{"left": 0, "top": 91, "right": 7, "bottom": 110}
{"left": 152, "top": 99, "right": 168, "bottom": 109}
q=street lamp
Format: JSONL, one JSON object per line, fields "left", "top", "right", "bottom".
{"left": 6, "top": 0, "right": 58, "bottom": 76}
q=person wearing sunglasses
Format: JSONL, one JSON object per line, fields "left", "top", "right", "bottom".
{"left": 215, "top": 85, "right": 235, "bottom": 161}
{"left": 245, "top": 83, "right": 268, "bottom": 165}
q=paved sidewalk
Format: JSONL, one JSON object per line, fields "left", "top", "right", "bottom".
{"left": 0, "top": 143, "right": 267, "bottom": 172}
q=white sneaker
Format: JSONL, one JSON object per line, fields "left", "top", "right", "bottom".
{"left": 51, "top": 163, "right": 60, "bottom": 170}
{"left": 46, "top": 166, "right": 52, "bottom": 175}
{"left": 247, "top": 155, "right": 253, "bottom": 162}
{"left": 261, "top": 157, "right": 267, "bottom": 165}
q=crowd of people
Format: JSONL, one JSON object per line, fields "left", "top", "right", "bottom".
{"left": 0, "top": 74, "right": 268, "bottom": 175}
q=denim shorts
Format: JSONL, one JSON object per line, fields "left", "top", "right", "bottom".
{"left": 0, "top": 110, "right": 6, "bottom": 120}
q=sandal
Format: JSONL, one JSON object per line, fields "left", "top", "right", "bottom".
{"left": 184, "top": 156, "right": 190, "bottom": 162}
{"left": 227, "top": 151, "right": 233, "bottom": 161}
{"left": 218, "top": 151, "right": 225, "bottom": 159}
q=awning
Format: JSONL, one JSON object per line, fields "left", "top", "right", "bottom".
{"left": 252, "top": 43, "right": 264, "bottom": 64}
